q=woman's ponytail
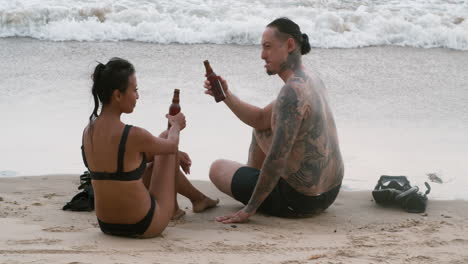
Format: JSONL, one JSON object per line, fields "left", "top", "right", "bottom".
{"left": 89, "top": 63, "right": 105, "bottom": 123}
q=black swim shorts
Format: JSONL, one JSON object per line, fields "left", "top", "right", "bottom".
{"left": 231, "top": 166, "right": 341, "bottom": 217}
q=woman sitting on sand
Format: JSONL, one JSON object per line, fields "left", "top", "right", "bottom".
{"left": 81, "top": 57, "right": 218, "bottom": 238}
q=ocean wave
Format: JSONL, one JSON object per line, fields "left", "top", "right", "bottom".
{"left": 1, "top": 0, "right": 467, "bottom": 50}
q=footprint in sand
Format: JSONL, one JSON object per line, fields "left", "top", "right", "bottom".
{"left": 450, "top": 238, "right": 468, "bottom": 245}
{"left": 42, "top": 226, "right": 81, "bottom": 232}
{"left": 7, "top": 238, "right": 62, "bottom": 245}
{"left": 43, "top": 193, "right": 58, "bottom": 199}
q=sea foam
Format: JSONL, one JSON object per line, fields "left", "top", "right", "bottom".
{"left": 1, "top": 0, "right": 467, "bottom": 50}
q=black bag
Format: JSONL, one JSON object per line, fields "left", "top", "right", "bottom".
{"left": 372, "top": 175, "right": 430, "bottom": 213}
{"left": 62, "top": 171, "right": 94, "bottom": 211}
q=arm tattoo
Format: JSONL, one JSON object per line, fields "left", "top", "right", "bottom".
{"left": 256, "top": 128, "right": 272, "bottom": 140}
{"left": 248, "top": 131, "right": 257, "bottom": 160}
{"left": 245, "top": 82, "right": 303, "bottom": 213}
{"left": 248, "top": 129, "right": 269, "bottom": 169}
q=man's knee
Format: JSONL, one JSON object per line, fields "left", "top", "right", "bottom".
{"left": 209, "top": 159, "right": 238, "bottom": 196}
{"left": 209, "top": 159, "right": 227, "bottom": 183}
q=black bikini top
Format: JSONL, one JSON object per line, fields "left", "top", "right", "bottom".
{"left": 81, "top": 125, "right": 146, "bottom": 181}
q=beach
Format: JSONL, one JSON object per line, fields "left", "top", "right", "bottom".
{"left": 0, "top": 175, "right": 467, "bottom": 264}
{"left": 1, "top": 0, "right": 468, "bottom": 262}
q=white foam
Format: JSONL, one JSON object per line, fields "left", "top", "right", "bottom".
{"left": 1, "top": 0, "right": 467, "bottom": 50}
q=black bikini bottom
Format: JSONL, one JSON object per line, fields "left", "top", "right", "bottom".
{"left": 97, "top": 195, "right": 155, "bottom": 238}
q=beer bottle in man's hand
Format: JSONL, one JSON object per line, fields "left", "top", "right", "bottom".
{"left": 204, "top": 60, "right": 226, "bottom": 103}
{"left": 168, "top": 89, "right": 181, "bottom": 129}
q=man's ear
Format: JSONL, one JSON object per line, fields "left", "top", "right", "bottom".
{"left": 287, "top": 37, "right": 296, "bottom": 53}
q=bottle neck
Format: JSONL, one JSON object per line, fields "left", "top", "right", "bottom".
{"left": 172, "top": 90, "right": 180, "bottom": 104}
{"left": 172, "top": 95, "right": 179, "bottom": 104}
{"left": 204, "top": 62, "right": 213, "bottom": 74}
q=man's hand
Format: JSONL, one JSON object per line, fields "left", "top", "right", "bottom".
{"left": 203, "top": 75, "right": 231, "bottom": 99}
{"left": 179, "top": 151, "right": 191, "bottom": 174}
{"left": 215, "top": 207, "right": 255, "bottom": 224}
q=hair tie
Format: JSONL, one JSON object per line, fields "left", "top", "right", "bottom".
{"left": 302, "top": 33, "right": 309, "bottom": 44}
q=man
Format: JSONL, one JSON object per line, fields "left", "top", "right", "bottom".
{"left": 203, "top": 18, "right": 344, "bottom": 223}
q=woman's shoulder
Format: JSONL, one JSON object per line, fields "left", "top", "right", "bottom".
{"left": 127, "top": 125, "right": 156, "bottom": 144}
{"left": 81, "top": 124, "right": 90, "bottom": 143}
{"left": 83, "top": 124, "right": 90, "bottom": 134}
{"left": 128, "top": 125, "right": 149, "bottom": 136}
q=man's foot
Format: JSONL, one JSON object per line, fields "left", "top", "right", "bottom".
{"left": 192, "top": 196, "right": 220, "bottom": 213}
{"left": 171, "top": 208, "right": 186, "bottom": 220}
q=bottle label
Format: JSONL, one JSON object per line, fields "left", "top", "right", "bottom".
{"left": 216, "top": 79, "right": 225, "bottom": 96}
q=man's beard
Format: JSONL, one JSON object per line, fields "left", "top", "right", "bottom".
{"left": 265, "top": 61, "right": 287, "bottom": 76}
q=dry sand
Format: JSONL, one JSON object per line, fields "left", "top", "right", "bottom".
{"left": 0, "top": 175, "right": 467, "bottom": 264}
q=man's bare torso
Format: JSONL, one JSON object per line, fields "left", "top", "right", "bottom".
{"left": 255, "top": 70, "right": 344, "bottom": 196}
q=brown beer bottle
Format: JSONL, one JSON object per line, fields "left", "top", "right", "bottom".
{"left": 204, "top": 60, "right": 226, "bottom": 102}
{"left": 167, "top": 89, "right": 181, "bottom": 129}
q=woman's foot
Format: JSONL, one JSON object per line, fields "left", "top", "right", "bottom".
{"left": 192, "top": 195, "right": 219, "bottom": 213}
{"left": 171, "top": 208, "right": 186, "bottom": 220}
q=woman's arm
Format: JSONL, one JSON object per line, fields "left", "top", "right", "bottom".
{"left": 133, "top": 113, "right": 186, "bottom": 158}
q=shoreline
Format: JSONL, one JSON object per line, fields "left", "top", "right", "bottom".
{"left": 1, "top": 38, "right": 467, "bottom": 200}
{"left": 1, "top": 175, "right": 467, "bottom": 263}
{"left": 3, "top": 36, "right": 468, "bottom": 50}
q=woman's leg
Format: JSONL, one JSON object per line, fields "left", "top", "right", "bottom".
{"left": 144, "top": 158, "right": 218, "bottom": 217}
{"left": 175, "top": 169, "right": 219, "bottom": 214}
{"left": 141, "top": 153, "right": 177, "bottom": 238}
{"left": 142, "top": 162, "right": 153, "bottom": 189}
{"left": 142, "top": 160, "right": 186, "bottom": 219}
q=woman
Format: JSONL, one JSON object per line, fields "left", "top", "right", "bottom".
{"left": 81, "top": 57, "right": 218, "bottom": 238}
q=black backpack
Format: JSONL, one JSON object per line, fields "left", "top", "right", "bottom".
{"left": 62, "top": 171, "right": 94, "bottom": 211}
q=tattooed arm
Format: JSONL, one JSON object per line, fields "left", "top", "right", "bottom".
{"left": 245, "top": 84, "right": 303, "bottom": 213}
{"left": 216, "top": 83, "right": 304, "bottom": 223}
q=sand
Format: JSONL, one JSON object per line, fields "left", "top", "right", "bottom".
{"left": 0, "top": 175, "right": 467, "bottom": 264}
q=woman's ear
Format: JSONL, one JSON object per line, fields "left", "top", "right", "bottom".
{"left": 113, "top": 89, "right": 122, "bottom": 103}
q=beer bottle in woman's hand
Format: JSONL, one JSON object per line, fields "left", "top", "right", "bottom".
{"left": 168, "top": 89, "right": 181, "bottom": 129}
